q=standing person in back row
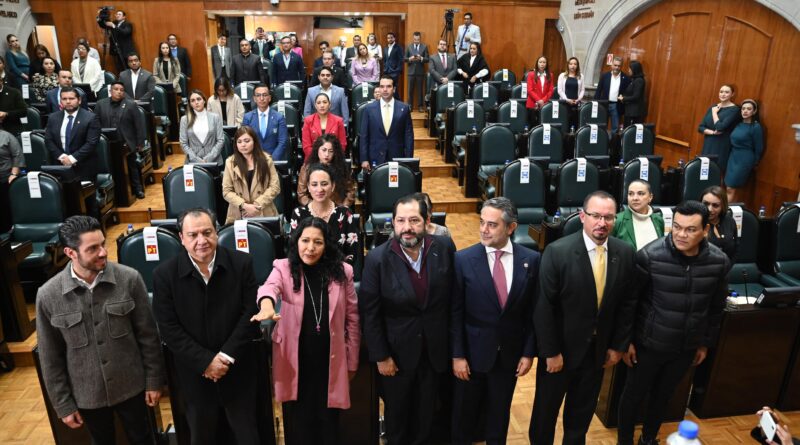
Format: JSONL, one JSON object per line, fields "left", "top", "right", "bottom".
{"left": 456, "top": 12, "right": 482, "bottom": 59}
{"left": 405, "top": 32, "right": 429, "bottom": 113}
{"left": 617, "top": 201, "right": 731, "bottom": 445}
{"left": 595, "top": 56, "right": 630, "bottom": 132}
{"left": 359, "top": 75, "right": 414, "bottom": 171}
{"left": 531, "top": 191, "right": 638, "bottom": 445}
{"left": 383, "top": 33, "right": 403, "bottom": 98}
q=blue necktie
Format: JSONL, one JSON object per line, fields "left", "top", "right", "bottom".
{"left": 65, "top": 115, "right": 74, "bottom": 153}
{"left": 260, "top": 112, "right": 267, "bottom": 139}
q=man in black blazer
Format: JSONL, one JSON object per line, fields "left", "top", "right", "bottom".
{"left": 531, "top": 191, "right": 638, "bottom": 445}
{"left": 272, "top": 36, "right": 305, "bottom": 86}
{"left": 310, "top": 51, "right": 347, "bottom": 89}
{"left": 153, "top": 208, "right": 261, "bottom": 445}
{"left": 451, "top": 197, "right": 540, "bottom": 445}
{"left": 360, "top": 194, "right": 456, "bottom": 445}
{"left": 230, "top": 39, "right": 268, "bottom": 87}
{"left": 167, "top": 34, "right": 192, "bottom": 80}
{"left": 45, "top": 87, "right": 101, "bottom": 182}
{"left": 119, "top": 53, "right": 156, "bottom": 102}
{"left": 0, "top": 75, "right": 28, "bottom": 135}
{"left": 344, "top": 35, "right": 362, "bottom": 66}
{"left": 383, "top": 32, "right": 404, "bottom": 99}
{"left": 103, "top": 10, "right": 136, "bottom": 72}
{"left": 249, "top": 27, "right": 274, "bottom": 62}
{"left": 46, "top": 70, "right": 87, "bottom": 114}
{"left": 595, "top": 56, "right": 630, "bottom": 132}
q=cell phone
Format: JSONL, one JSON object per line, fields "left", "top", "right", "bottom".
{"left": 761, "top": 411, "right": 777, "bottom": 442}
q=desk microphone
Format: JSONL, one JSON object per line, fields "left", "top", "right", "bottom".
{"left": 742, "top": 269, "right": 750, "bottom": 302}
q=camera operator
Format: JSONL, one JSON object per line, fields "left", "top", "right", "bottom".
{"left": 98, "top": 8, "right": 137, "bottom": 72}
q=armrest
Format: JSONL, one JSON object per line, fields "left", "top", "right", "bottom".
{"left": 775, "top": 272, "right": 800, "bottom": 287}
{"left": 760, "top": 274, "right": 788, "bottom": 288}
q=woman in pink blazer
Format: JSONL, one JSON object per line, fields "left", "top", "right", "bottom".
{"left": 252, "top": 217, "right": 360, "bottom": 444}
{"left": 302, "top": 92, "right": 348, "bottom": 159}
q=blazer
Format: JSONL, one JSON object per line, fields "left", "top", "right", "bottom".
{"left": 230, "top": 53, "right": 267, "bottom": 87}
{"left": 45, "top": 87, "right": 88, "bottom": 114}
{"left": 534, "top": 232, "right": 639, "bottom": 370}
{"left": 271, "top": 51, "right": 305, "bottom": 85}
{"left": 526, "top": 71, "right": 555, "bottom": 108}
{"left": 257, "top": 259, "right": 360, "bottom": 408}
{"left": 221, "top": 154, "right": 280, "bottom": 223}
{"left": 310, "top": 65, "right": 347, "bottom": 89}
{"left": 456, "top": 54, "right": 490, "bottom": 86}
{"left": 172, "top": 46, "right": 192, "bottom": 78}
{"left": 451, "top": 242, "right": 540, "bottom": 373}
{"left": 111, "top": 20, "right": 136, "bottom": 60}
{"left": 210, "top": 45, "right": 232, "bottom": 80}
{"left": 301, "top": 113, "right": 347, "bottom": 158}
{"left": 557, "top": 72, "right": 586, "bottom": 102}
{"left": 242, "top": 108, "right": 289, "bottom": 160}
{"left": 94, "top": 97, "right": 146, "bottom": 151}
{"left": 383, "top": 44, "right": 404, "bottom": 77}
{"left": 595, "top": 71, "right": 631, "bottom": 113}
{"left": 152, "top": 247, "right": 261, "bottom": 405}
{"left": 303, "top": 84, "right": 349, "bottom": 124}
{"left": 152, "top": 57, "right": 182, "bottom": 93}
{"left": 349, "top": 58, "right": 380, "bottom": 85}
{"left": 119, "top": 69, "right": 156, "bottom": 102}
{"left": 404, "top": 43, "right": 429, "bottom": 76}
{"left": 70, "top": 57, "right": 104, "bottom": 93}
{"left": 179, "top": 112, "right": 225, "bottom": 164}
{"left": 621, "top": 76, "right": 647, "bottom": 118}
{"left": 44, "top": 108, "right": 101, "bottom": 181}
{"left": 344, "top": 46, "right": 358, "bottom": 65}
{"left": 611, "top": 207, "right": 665, "bottom": 251}
{"left": 429, "top": 52, "right": 457, "bottom": 86}
{"left": 249, "top": 39, "right": 274, "bottom": 61}
{"left": 0, "top": 85, "right": 29, "bottom": 135}
{"left": 359, "top": 99, "right": 414, "bottom": 165}
{"left": 360, "top": 236, "right": 457, "bottom": 373}
{"left": 456, "top": 24, "right": 482, "bottom": 58}
{"left": 207, "top": 94, "right": 245, "bottom": 126}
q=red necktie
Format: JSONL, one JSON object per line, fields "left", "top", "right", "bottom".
{"left": 441, "top": 53, "right": 446, "bottom": 69}
{"left": 493, "top": 250, "right": 508, "bottom": 308}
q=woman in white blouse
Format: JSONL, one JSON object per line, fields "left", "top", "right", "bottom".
{"left": 179, "top": 89, "right": 225, "bottom": 164}
{"left": 70, "top": 42, "right": 104, "bottom": 93}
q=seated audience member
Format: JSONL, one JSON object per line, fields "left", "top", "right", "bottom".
{"left": 231, "top": 39, "right": 268, "bottom": 87}
{"left": 290, "top": 162, "right": 358, "bottom": 263}
{"left": 120, "top": 52, "right": 156, "bottom": 102}
{"left": 252, "top": 216, "right": 360, "bottom": 445}
{"left": 167, "top": 34, "right": 192, "bottom": 80}
{"left": 302, "top": 93, "right": 347, "bottom": 159}
{"left": 0, "top": 128, "right": 24, "bottom": 232}
{"left": 701, "top": 185, "right": 738, "bottom": 261}
{"left": 456, "top": 42, "right": 489, "bottom": 94}
{"left": 752, "top": 407, "right": 799, "bottom": 445}
{"left": 29, "top": 44, "right": 61, "bottom": 76}
{"left": 297, "top": 134, "right": 354, "bottom": 207}
{"left": 273, "top": 36, "right": 305, "bottom": 86}
{"left": 32, "top": 57, "right": 59, "bottom": 103}
{"left": 429, "top": 39, "right": 457, "bottom": 88}
{"left": 526, "top": 55, "right": 554, "bottom": 123}
{"left": 725, "top": 99, "right": 763, "bottom": 203}
{"left": 94, "top": 81, "right": 147, "bottom": 198}
{"left": 304, "top": 66, "right": 348, "bottom": 123}
{"left": 180, "top": 89, "right": 225, "bottom": 164}
{"left": 618, "top": 60, "right": 647, "bottom": 127}
{"left": 222, "top": 125, "right": 280, "bottom": 223}
{"left": 242, "top": 84, "right": 288, "bottom": 161}
{"left": 311, "top": 50, "right": 347, "bottom": 89}
{"left": 153, "top": 41, "right": 182, "bottom": 94}
{"left": 416, "top": 192, "right": 451, "bottom": 237}
{"left": 0, "top": 75, "right": 27, "bottom": 135}
{"left": 207, "top": 77, "right": 244, "bottom": 126}
{"left": 611, "top": 179, "right": 664, "bottom": 251}
{"left": 46, "top": 70, "right": 88, "bottom": 113}
{"left": 71, "top": 38, "right": 101, "bottom": 61}
{"left": 71, "top": 42, "right": 104, "bottom": 93}
{"left": 350, "top": 44, "right": 380, "bottom": 85}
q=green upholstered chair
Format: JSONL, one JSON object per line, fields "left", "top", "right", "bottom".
{"left": 492, "top": 69, "right": 516, "bottom": 92}
{"left": 496, "top": 100, "right": 528, "bottom": 135}
{"left": 539, "top": 101, "right": 569, "bottom": 135}
{"left": 727, "top": 206, "right": 786, "bottom": 295}
{"left": 22, "top": 107, "right": 42, "bottom": 132}
{"left": 556, "top": 158, "right": 599, "bottom": 215}
{"left": 451, "top": 100, "right": 486, "bottom": 165}
{"left": 18, "top": 131, "right": 51, "bottom": 171}
{"left": 527, "top": 124, "right": 564, "bottom": 171}
{"left": 772, "top": 204, "right": 800, "bottom": 286}
{"left": 134, "top": 105, "right": 154, "bottom": 184}
{"left": 476, "top": 125, "right": 516, "bottom": 200}
{"left": 681, "top": 157, "right": 721, "bottom": 202}
{"left": 350, "top": 82, "right": 375, "bottom": 112}
{"left": 578, "top": 101, "right": 608, "bottom": 127}
{"left": 116, "top": 227, "right": 183, "bottom": 299}
{"left": 471, "top": 82, "right": 499, "bottom": 111}
{"left": 273, "top": 82, "right": 302, "bottom": 102}
{"left": 364, "top": 162, "right": 417, "bottom": 234}
{"left": 562, "top": 211, "right": 583, "bottom": 237}
{"left": 621, "top": 124, "right": 655, "bottom": 162}
{"left": 94, "top": 135, "right": 116, "bottom": 224}
{"left": 510, "top": 83, "right": 526, "bottom": 100}
{"left": 218, "top": 221, "right": 276, "bottom": 285}
{"left": 621, "top": 158, "right": 663, "bottom": 205}
{"left": 162, "top": 165, "right": 217, "bottom": 218}
{"left": 103, "top": 71, "right": 117, "bottom": 86}
{"left": 434, "top": 83, "right": 466, "bottom": 134}
{"left": 574, "top": 124, "right": 609, "bottom": 158}
{"left": 500, "top": 159, "right": 546, "bottom": 250}
{"left": 236, "top": 82, "right": 256, "bottom": 112}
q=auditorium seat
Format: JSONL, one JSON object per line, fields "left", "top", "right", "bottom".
{"left": 556, "top": 158, "right": 599, "bottom": 215}
{"left": 152, "top": 85, "right": 172, "bottom": 132}
{"left": 350, "top": 102, "right": 370, "bottom": 161}
{"left": 364, "top": 162, "right": 417, "bottom": 237}
{"left": 236, "top": 82, "right": 256, "bottom": 112}
{"left": 578, "top": 101, "right": 608, "bottom": 127}
{"left": 562, "top": 211, "right": 583, "bottom": 237}
{"left": 22, "top": 107, "right": 42, "bottom": 132}
{"left": 527, "top": 124, "right": 564, "bottom": 171}
{"left": 726, "top": 206, "right": 785, "bottom": 296}
{"left": 772, "top": 204, "right": 800, "bottom": 286}
{"left": 350, "top": 82, "right": 375, "bottom": 112}
{"left": 509, "top": 83, "right": 526, "bottom": 100}
{"left": 620, "top": 124, "right": 656, "bottom": 161}
{"left": 162, "top": 165, "right": 217, "bottom": 219}
{"left": 496, "top": 100, "right": 528, "bottom": 135}
{"left": 681, "top": 157, "right": 721, "bottom": 202}
{"left": 471, "top": 83, "right": 499, "bottom": 112}
{"left": 539, "top": 101, "right": 569, "bottom": 134}
{"left": 218, "top": 221, "right": 276, "bottom": 285}
{"left": 273, "top": 82, "right": 302, "bottom": 103}
{"left": 94, "top": 134, "right": 117, "bottom": 227}
{"left": 18, "top": 130, "right": 50, "bottom": 171}
{"left": 492, "top": 69, "right": 516, "bottom": 94}
{"left": 475, "top": 125, "right": 516, "bottom": 200}
{"left": 500, "top": 159, "right": 546, "bottom": 250}
{"left": 134, "top": 105, "right": 155, "bottom": 184}
{"left": 450, "top": 100, "right": 485, "bottom": 179}
{"left": 103, "top": 71, "right": 116, "bottom": 86}
{"left": 116, "top": 227, "right": 183, "bottom": 301}
{"left": 574, "top": 124, "right": 609, "bottom": 162}
{"left": 620, "top": 158, "right": 663, "bottom": 205}
{"left": 433, "top": 81, "right": 466, "bottom": 137}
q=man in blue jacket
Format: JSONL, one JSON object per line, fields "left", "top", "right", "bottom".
{"left": 241, "top": 84, "right": 288, "bottom": 160}
{"left": 359, "top": 75, "right": 413, "bottom": 170}
{"left": 383, "top": 32, "right": 403, "bottom": 99}
{"left": 595, "top": 56, "right": 630, "bottom": 132}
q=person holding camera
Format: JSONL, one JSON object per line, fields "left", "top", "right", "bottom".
{"left": 101, "top": 9, "right": 136, "bottom": 72}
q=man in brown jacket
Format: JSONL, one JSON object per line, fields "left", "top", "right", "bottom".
{"left": 36, "top": 215, "right": 165, "bottom": 444}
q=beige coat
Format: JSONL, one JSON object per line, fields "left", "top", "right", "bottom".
{"left": 222, "top": 154, "right": 281, "bottom": 224}
{"left": 207, "top": 94, "right": 245, "bottom": 126}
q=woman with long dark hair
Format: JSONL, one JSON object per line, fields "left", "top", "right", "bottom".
{"left": 557, "top": 57, "right": 585, "bottom": 106}
{"left": 618, "top": 60, "right": 647, "bottom": 126}
{"left": 725, "top": 99, "right": 763, "bottom": 203}
{"left": 526, "top": 55, "right": 554, "bottom": 111}
{"left": 31, "top": 57, "right": 59, "bottom": 102}
{"left": 179, "top": 89, "right": 225, "bottom": 164}
{"left": 29, "top": 44, "right": 61, "bottom": 76}
{"left": 350, "top": 43, "right": 380, "bottom": 85}
{"left": 221, "top": 125, "right": 280, "bottom": 223}
{"left": 456, "top": 42, "right": 489, "bottom": 93}
{"left": 301, "top": 91, "right": 347, "bottom": 158}
{"left": 297, "top": 134, "right": 354, "bottom": 207}
{"left": 152, "top": 41, "right": 182, "bottom": 93}
{"left": 701, "top": 185, "right": 738, "bottom": 261}
{"left": 207, "top": 77, "right": 245, "bottom": 126}
{"left": 252, "top": 216, "right": 359, "bottom": 445}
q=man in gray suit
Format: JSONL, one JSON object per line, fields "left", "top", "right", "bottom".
{"left": 456, "top": 12, "right": 482, "bottom": 59}
{"left": 429, "top": 39, "right": 457, "bottom": 89}
{"left": 211, "top": 35, "right": 232, "bottom": 81}
{"left": 303, "top": 67, "right": 349, "bottom": 125}
{"left": 404, "top": 32, "right": 429, "bottom": 112}
{"left": 118, "top": 53, "right": 155, "bottom": 102}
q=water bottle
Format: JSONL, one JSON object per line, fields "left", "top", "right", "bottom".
{"left": 618, "top": 158, "right": 625, "bottom": 167}
{"left": 678, "top": 158, "right": 685, "bottom": 168}
{"left": 471, "top": 124, "right": 477, "bottom": 134}
{"left": 372, "top": 161, "right": 377, "bottom": 169}
{"left": 383, "top": 217, "right": 392, "bottom": 233}
{"left": 570, "top": 125, "right": 575, "bottom": 134}
{"left": 758, "top": 205, "right": 766, "bottom": 218}
{"left": 524, "top": 125, "right": 529, "bottom": 133}
{"left": 126, "top": 224, "right": 134, "bottom": 235}
{"left": 552, "top": 211, "right": 561, "bottom": 223}
{"left": 167, "top": 166, "right": 173, "bottom": 173}
{"left": 504, "top": 159, "right": 511, "bottom": 165}
{"left": 618, "top": 124, "right": 624, "bottom": 133}
{"left": 666, "top": 420, "right": 701, "bottom": 445}
{"left": 20, "top": 169, "right": 27, "bottom": 175}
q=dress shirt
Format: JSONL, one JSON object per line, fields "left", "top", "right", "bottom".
{"left": 319, "top": 85, "right": 331, "bottom": 100}
{"left": 282, "top": 52, "right": 291, "bottom": 69}
{"left": 186, "top": 251, "right": 235, "bottom": 363}
{"left": 386, "top": 44, "right": 396, "bottom": 58}
{"left": 130, "top": 69, "right": 140, "bottom": 96}
{"left": 192, "top": 110, "right": 210, "bottom": 145}
{"left": 170, "top": 47, "right": 178, "bottom": 58}
{"left": 59, "top": 110, "right": 79, "bottom": 164}
{"left": 485, "top": 239, "right": 513, "bottom": 294}
{"left": 608, "top": 73, "right": 621, "bottom": 103}
{"left": 458, "top": 56, "right": 488, "bottom": 79}
{"left": 70, "top": 265, "right": 104, "bottom": 290}
{"left": 218, "top": 46, "right": 227, "bottom": 66}
{"left": 400, "top": 240, "right": 425, "bottom": 274}
{"left": 539, "top": 71, "right": 546, "bottom": 89}
{"left": 381, "top": 98, "right": 395, "bottom": 132}
{"left": 582, "top": 230, "right": 608, "bottom": 283}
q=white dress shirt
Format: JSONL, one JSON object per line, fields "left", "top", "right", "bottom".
{"left": 400, "top": 240, "right": 425, "bottom": 274}
{"left": 130, "top": 69, "right": 140, "bottom": 97}
{"left": 381, "top": 97, "right": 395, "bottom": 119}
{"left": 582, "top": 230, "right": 608, "bottom": 283}
{"left": 192, "top": 110, "right": 210, "bottom": 145}
{"left": 485, "top": 239, "right": 513, "bottom": 294}
{"left": 59, "top": 110, "right": 80, "bottom": 164}
{"left": 608, "top": 73, "right": 621, "bottom": 103}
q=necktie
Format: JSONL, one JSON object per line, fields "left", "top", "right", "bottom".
{"left": 462, "top": 25, "right": 469, "bottom": 49}
{"left": 382, "top": 103, "right": 392, "bottom": 135}
{"left": 65, "top": 115, "right": 74, "bottom": 153}
{"left": 260, "top": 112, "right": 267, "bottom": 139}
{"left": 415, "top": 44, "right": 419, "bottom": 53}
{"left": 593, "top": 245, "right": 606, "bottom": 307}
{"left": 441, "top": 53, "right": 446, "bottom": 69}
{"left": 493, "top": 250, "right": 508, "bottom": 309}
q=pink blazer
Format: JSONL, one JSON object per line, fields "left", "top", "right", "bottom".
{"left": 302, "top": 112, "right": 347, "bottom": 158}
{"left": 257, "top": 259, "right": 360, "bottom": 409}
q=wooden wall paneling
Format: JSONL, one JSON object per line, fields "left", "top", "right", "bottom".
{"left": 542, "top": 19, "right": 566, "bottom": 80}
{"left": 372, "top": 15, "right": 405, "bottom": 98}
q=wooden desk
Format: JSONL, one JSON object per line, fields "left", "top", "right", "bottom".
{"left": 61, "top": 180, "right": 97, "bottom": 217}
{"left": 0, "top": 239, "right": 34, "bottom": 341}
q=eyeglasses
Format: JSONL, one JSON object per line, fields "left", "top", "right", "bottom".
{"left": 584, "top": 212, "right": 615, "bottom": 223}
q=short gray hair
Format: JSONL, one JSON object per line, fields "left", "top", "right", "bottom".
{"left": 613, "top": 56, "right": 623, "bottom": 63}
{"left": 177, "top": 207, "right": 217, "bottom": 233}
{"left": 481, "top": 197, "right": 518, "bottom": 225}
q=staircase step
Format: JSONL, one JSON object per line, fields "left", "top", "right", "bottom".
{"left": 412, "top": 111, "right": 427, "bottom": 129}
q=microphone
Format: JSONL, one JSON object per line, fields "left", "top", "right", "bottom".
{"left": 742, "top": 269, "right": 750, "bottom": 303}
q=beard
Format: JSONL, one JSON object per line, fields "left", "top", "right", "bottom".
{"left": 395, "top": 230, "right": 424, "bottom": 248}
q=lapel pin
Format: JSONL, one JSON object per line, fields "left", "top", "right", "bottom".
{"left": 523, "top": 263, "right": 528, "bottom": 268}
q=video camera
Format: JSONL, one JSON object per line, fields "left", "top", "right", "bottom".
{"left": 96, "top": 6, "right": 115, "bottom": 29}
{"left": 444, "top": 8, "right": 460, "bottom": 31}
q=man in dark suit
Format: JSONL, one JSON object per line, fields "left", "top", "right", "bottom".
{"left": 167, "top": 34, "right": 192, "bottom": 80}
{"left": 94, "top": 81, "right": 147, "bottom": 198}
{"left": 451, "top": 197, "right": 540, "bottom": 445}
{"left": 103, "top": 10, "right": 136, "bottom": 72}
{"left": 359, "top": 75, "right": 414, "bottom": 170}
{"left": 210, "top": 35, "right": 232, "bottom": 81}
{"left": 241, "top": 84, "right": 288, "bottom": 160}
{"left": 0, "top": 75, "right": 28, "bottom": 135}
{"left": 404, "top": 32, "right": 429, "bottom": 112}
{"left": 249, "top": 27, "right": 274, "bottom": 62}
{"left": 46, "top": 70, "right": 88, "bottom": 114}
{"left": 344, "top": 35, "right": 362, "bottom": 67}
{"left": 153, "top": 208, "right": 261, "bottom": 445}
{"left": 313, "top": 40, "right": 333, "bottom": 69}
{"left": 429, "top": 39, "right": 457, "bottom": 90}
{"left": 230, "top": 39, "right": 268, "bottom": 87}
{"left": 119, "top": 53, "right": 156, "bottom": 102}
{"left": 310, "top": 51, "right": 347, "bottom": 89}
{"left": 272, "top": 36, "right": 305, "bottom": 86}
{"left": 595, "top": 56, "right": 630, "bottom": 132}
{"left": 360, "top": 194, "right": 456, "bottom": 445}
{"left": 383, "top": 32, "right": 404, "bottom": 99}
{"left": 531, "top": 191, "right": 638, "bottom": 445}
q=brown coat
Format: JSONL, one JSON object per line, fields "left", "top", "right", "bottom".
{"left": 222, "top": 154, "right": 281, "bottom": 224}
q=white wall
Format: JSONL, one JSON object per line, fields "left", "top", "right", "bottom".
{"left": 0, "top": 0, "right": 36, "bottom": 58}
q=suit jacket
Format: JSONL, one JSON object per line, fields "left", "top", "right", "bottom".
{"left": 429, "top": 52, "right": 457, "bottom": 86}
{"left": 360, "top": 235, "right": 456, "bottom": 373}
{"left": 152, "top": 58, "right": 182, "bottom": 93}
{"left": 119, "top": 69, "right": 156, "bottom": 102}
{"left": 230, "top": 53, "right": 267, "bottom": 87}
{"left": 621, "top": 77, "right": 647, "bottom": 118}
{"left": 179, "top": 112, "right": 225, "bottom": 164}
{"left": 359, "top": 99, "right": 414, "bottom": 165}
{"left": 152, "top": 247, "right": 260, "bottom": 405}
{"left": 303, "top": 84, "right": 349, "bottom": 123}
{"left": 111, "top": 20, "right": 136, "bottom": 60}
{"left": 404, "top": 43, "right": 429, "bottom": 76}
{"left": 271, "top": 52, "right": 305, "bottom": 86}
{"left": 207, "top": 94, "right": 245, "bottom": 126}
{"left": 595, "top": 71, "right": 631, "bottom": 114}
{"left": 70, "top": 57, "right": 105, "bottom": 93}
{"left": 45, "top": 87, "right": 88, "bottom": 114}
{"left": 0, "top": 85, "right": 29, "bottom": 135}
{"left": 301, "top": 112, "right": 347, "bottom": 158}
{"left": 451, "top": 242, "right": 540, "bottom": 372}
{"left": 242, "top": 108, "right": 289, "bottom": 160}
{"left": 45, "top": 108, "right": 101, "bottom": 181}
{"left": 172, "top": 46, "right": 192, "bottom": 78}
{"left": 249, "top": 38, "right": 275, "bottom": 61}
{"left": 94, "top": 97, "right": 146, "bottom": 151}
{"left": 534, "top": 232, "right": 638, "bottom": 370}
{"left": 258, "top": 259, "right": 360, "bottom": 408}
{"left": 210, "top": 45, "right": 232, "bottom": 80}
{"left": 383, "top": 44, "right": 403, "bottom": 77}
{"left": 310, "top": 65, "right": 347, "bottom": 89}
{"left": 456, "top": 24, "right": 482, "bottom": 58}
{"left": 344, "top": 47, "right": 358, "bottom": 65}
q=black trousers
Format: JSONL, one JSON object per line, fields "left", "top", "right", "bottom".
{"left": 282, "top": 401, "right": 340, "bottom": 445}
{"left": 380, "top": 355, "right": 440, "bottom": 445}
{"left": 617, "top": 346, "right": 695, "bottom": 444}
{"left": 127, "top": 151, "right": 143, "bottom": 193}
{"left": 0, "top": 180, "right": 11, "bottom": 233}
{"left": 407, "top": 74, "right": 425, "bottom": 110}
{"left": 451, "top": 355, "right": 518, "bottom": 445}
{"left": 184, "top": 390, "right": 259, "bottom": 445}
{"left": 530, "top": 350, "right": 603, "bottom": 445}
{"left": 79, "top": 391, "right": 155, "bottom": 445}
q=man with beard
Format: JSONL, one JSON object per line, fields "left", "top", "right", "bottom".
{"left": 531, "top": 191, "right": 638, "bottom": 445}
{"left": 360, "top": 194, "right": 456, "bottom": 445}
{"left": 36, "top": 215, "right": 164, "bottom": 444}
{"left": 595, "top": 56, "right": 630, "bottom": 132}
{"left": 450, "top": 197, "right": 540, "bottom": 445}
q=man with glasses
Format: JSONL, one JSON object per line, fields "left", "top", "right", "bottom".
{"left": 531, "top": 191, "right": 638, "bottom": 445}
{"left": 242, "top": 84, "right": 288, "bottom": 160}
{"left": 616, "top": 200, "right": 730, "bottom": 445}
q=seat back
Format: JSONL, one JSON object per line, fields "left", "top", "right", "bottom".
{"left": 152, "top": 85, "right": 168, "bottom": 116}
{"left": 681, "top": 157, "right": 721, "bottom": 201}
{"left": 435, "top": 83, "right": 466, "bottom": 113}
{"left": 236, "top": 83, "right": 256, "bottom": 111}
{"left": 578, "top": 101, "right": 608, "bottom": 126}
{"left": 539, "top": 101, "right": 569, "bottom": 133}
{"left": 10, "top": 173, "right": 65, "bottom": 241}
{"left": 496, "top": 100, "right": 528, "bottom": 134}
{"left": 178, "top": 74, "right": 188, "bottom": 99}
{"left": 621, "top": 124, "right": 656, "bottom": 161}
{"left": 96, "top": 85, "right": 110, "bottom": 101}
{"left": 557, "top": 158, "right": 599, "bottom": 214}
{"left": 366, "top": 162, "right": 417, "bottom": 217}
{"left": 562, "top": 211, "right": 583, "bottom": 237}
{"left": 727, "top": 207, "right": 761, "bottom": 284}
{"left": 19, "top": 131, "right": 51, "bottom": 171}
{"left": 117, "top": 228, "right": 183, "bottom": 294}
{"left": 351, "top": 82, "right": 375, "bottom": 110}
{"left": 95, "top": 135, "right": 112, "bottom": 175}
{"left": 103, "top": 71, "right": 116, "bottom": 85}
{"left": 479, "top": 125, "right": 516, "bottom": 168}
{"left": 453, "top": 100, "right": 485, "bottom": 136}
{"left": 270, "top": 101, "right": 299, "bottom": 130}
{"left": 221, "top": 133, "right": 234, "bottom": 163}
{"left": 162, "top": 165, "right": 217, "bottom": 218}
{"left": 471, "top": 83, "right": 499, "bottom": 110}
{"left": 23, "top": 107, "right": 42, "bottom": 132}
{"left": 501, "top": 160, "right": 546, "bottom": 224}
{"left": 621, "top": 158, "right": 663, "bottom": 205}
{"left": 273, "top": 83, "right": 302, "bottom": 102}
{"left": 510, "top": 84, "right": 526, "bottom": 100}
{"left": 575, "top": 124, "right": 609, "bottom": 157}
{"left": 774, "top": 205, "right": 800, "bottom": 277}
{"left": 217, "top": 222, "right": 276, "bottom": 284}
{"left": 492, "top": 69, "right": 516, "bottom": 91}
{"left": 527, "top": 124, "right": 564, "bottom": 165}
